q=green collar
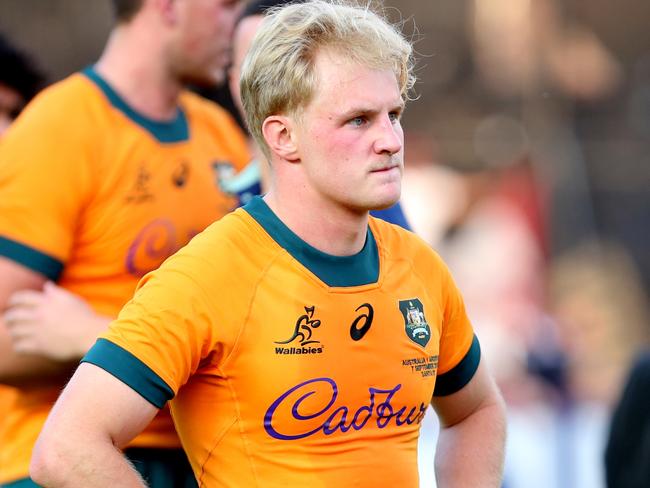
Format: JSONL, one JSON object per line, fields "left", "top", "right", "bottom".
{"left": 243, "top": 196, "right": 379, "bottom": 287}
{"left": 83, "top": 66, "right": 188, "bottom": 143}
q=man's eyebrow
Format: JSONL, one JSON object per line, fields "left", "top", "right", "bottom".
{"left": 337, "top": 102, "right": 405, "bottom": 119}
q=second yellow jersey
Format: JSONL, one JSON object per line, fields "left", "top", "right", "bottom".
{"left": 86, "top": 197, "right": 480, "bottom": 487}
{"left": 0, "top": 67, "right": 249, "bottom": 483}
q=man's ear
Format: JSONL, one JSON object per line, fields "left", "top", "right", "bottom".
{"left": 262, "top": 115, "right": 300, "bottom": 162}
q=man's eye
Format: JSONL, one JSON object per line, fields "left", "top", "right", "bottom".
{"left": 389, "top": 112, "right": 400, "bottom": 123}
{"left": 349, "top": 117, "right": 365, "bottom": 127}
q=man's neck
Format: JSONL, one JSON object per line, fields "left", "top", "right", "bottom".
{"left": 263, "top": 191, "right": 369, "bottom": 257}
{"left": 94, "top": 26, "right": 182, "bottom": 121}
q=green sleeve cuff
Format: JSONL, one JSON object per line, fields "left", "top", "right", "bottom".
{"left": 0, "top": 236, "right": 63, "bottom": 281}
{"left": 433, "top": 334, "right": 481, "bottom": 396}
{"left": 82, "top": 338, "right": 174, "bottom": 408}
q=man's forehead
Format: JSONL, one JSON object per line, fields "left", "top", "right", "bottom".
{"left": 310, "top": 53, "right": 402, "bottom": 108}
{"left": 313, "top": 48, "right": 398, "bottom": 85}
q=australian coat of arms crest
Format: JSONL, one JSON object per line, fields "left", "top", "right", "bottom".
{"left": 399, "top": 298, "right": 431, "bottom": 347}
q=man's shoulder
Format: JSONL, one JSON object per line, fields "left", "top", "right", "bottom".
{"left": 178, "top": 207, "right": 278, "bottom": 268}
{"left": 8, "top": 72, "right": 104, "bottom": 136}
{"left": 0, "top": 72, "right": 109, "bottom": 166}
{"left": 27, "top": 72, "right": 99, "bottom": 112}
{"left": 370, "top": 216, "right": 446, "bottom": 268}
{"left": 370, "top": 216, "right": 428, "bottom": 251}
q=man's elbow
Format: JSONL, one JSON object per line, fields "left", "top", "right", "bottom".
{"left": 30, "top": 431, "right": 73, "bottom": 486}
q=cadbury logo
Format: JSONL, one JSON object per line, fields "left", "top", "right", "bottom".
{"left": 264, "top": 377, "right": 427, "bottom": 441}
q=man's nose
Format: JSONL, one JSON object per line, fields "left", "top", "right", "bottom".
{"left": 373, "top": 114, "right": 402, "bottom": 155}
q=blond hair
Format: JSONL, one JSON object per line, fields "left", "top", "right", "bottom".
{"left": 240, "top": 0, "right": 415, "bottom": 159}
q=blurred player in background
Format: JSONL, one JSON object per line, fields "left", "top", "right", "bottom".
{"left": 0, "top": 0, "right": 248, "bottom": 486}
{"left": 0, "top": 31, "right": 46, "bottom": 481}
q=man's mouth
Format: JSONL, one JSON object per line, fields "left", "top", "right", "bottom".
{"left": 371, "top": 164, "right": 400, "bottom": 173}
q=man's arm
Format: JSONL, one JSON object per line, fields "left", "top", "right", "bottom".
{"left": 0, "top": 257, "right": 111, "bottom": 386}
{"left": 431, "top": 359, "right": 507, "bottom": 487}
{"left": 5, "top": 281, "right": 112, "bottom": 360}
{"left": 0, "top": 256, "right": 69, "bottom": 386}
{"left": 31, "top": 362, "right": 158, "bottom": 487}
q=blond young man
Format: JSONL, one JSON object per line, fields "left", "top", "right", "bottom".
{"left": 226, "top": 0, "right": 412, "bottom": 229}
{"left": 31, "top": 1, "right": 506, "bottom": 486}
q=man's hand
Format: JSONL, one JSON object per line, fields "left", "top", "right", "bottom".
{"left": 4, "top": 282, "right": 111, "bottom": 361}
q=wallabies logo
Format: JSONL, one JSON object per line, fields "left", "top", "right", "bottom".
{"left": 274, "top": 306, "right": 324, "bottom": 355}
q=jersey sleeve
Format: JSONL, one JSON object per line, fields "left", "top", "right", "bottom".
{"left": 0, "top": 88, "right": 93, "bottom": 280}
{"left": 432, "top": 256, "right": 481, "bottom": 396}
{"left": 81, "top": 230, "right": 229, "bottom": 408}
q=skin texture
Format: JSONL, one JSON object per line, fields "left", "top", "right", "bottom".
{"left": 32, "top": 363, "right": 158, "bottom": 487}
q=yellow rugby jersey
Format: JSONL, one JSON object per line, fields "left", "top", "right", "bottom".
{"left": 86, "top": 197, "right": 480, "bottom": 487}
{"left": 0, "top": 67, "right": 249, "bottom": 484}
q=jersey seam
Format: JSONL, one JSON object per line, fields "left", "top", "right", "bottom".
{"left": 219, "top": 245, "right": 284, "bottom": 371}
{"left": 197, "top": 415, "right": 238, "bottom": 487}
{"left": 216, "top": 247, "right": 285, "bottom": 487}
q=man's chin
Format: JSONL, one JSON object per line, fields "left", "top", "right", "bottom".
{"left": 367, "top": 192, "right": 401, "bottom": 211}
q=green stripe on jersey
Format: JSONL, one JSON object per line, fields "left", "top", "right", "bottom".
{"left": 433, "top": 334, "right": 481, "bottom": 396}
{"left": 0, "top": 236, "right": 63, "bottom": 281}
{"left": 82, "top": 338, "right": 174, "bottom": 409}
{"left": 2, "top": 478, "right": 40, "bottom": 487}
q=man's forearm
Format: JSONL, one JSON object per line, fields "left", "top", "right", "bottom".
{"left": 31, "top": 362, "right": 160, "bottom": 487}
{"left": 31, "top": 435, "right": 146, "bottom": 487}
{"left": 434, "top": 398, "right": 507, "bottom": 487}
{"left": 0, "top": 321, "right": 77, "bottom": 387}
